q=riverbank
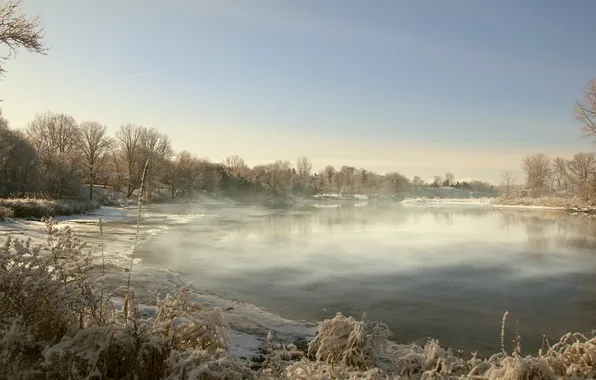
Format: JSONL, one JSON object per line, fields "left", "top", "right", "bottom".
{"left": 399, "top": 196, "right": 596, "bottom": 214}
{"left": 0, "top": 197, "right": 101, "bottom": 219}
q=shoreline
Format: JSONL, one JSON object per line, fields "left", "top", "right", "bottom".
{"left": 399, "top": 196, "right": 596, "bottom": 213}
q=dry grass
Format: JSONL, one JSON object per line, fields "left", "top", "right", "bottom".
{"left": 0, "top": 197, "right": 100, "bottom": 218}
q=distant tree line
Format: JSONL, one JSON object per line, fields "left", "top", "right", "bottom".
{"left": 0, "top": 109, "right": 501, "bottom": 202}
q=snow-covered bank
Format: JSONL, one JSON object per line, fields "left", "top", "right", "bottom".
{"left": 400, "top": 197, "right": 571, "bottom": 211}
{"left": 490, "top": 204, "right": 566, "bottom": 211}
{"left": 0, "top": 207, "right": 317, "bottom": 361}
{"left": 400, "top": 197, "right": 494, "bottom": 207}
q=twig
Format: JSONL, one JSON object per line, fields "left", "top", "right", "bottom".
{"left": 125, "top": 159, "right": 149, "bottom": 294}
{"left": 99, "top": 216, "right": 105, "bottom": 304}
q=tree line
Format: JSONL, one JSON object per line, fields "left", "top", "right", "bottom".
{"left": 510, "top": 79, "right": 596, "bottom": 203}
{"left": 0, "top": 109, "right": 500, "bottom": 202}
{"left": 514, "top": 152, "right": 596, "bottom": 202}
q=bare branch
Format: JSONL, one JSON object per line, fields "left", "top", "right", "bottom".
{"left": 576, "top": 79, "right": 596, "bottom": 142}
{"left": 0, "top": 0, "right": 48, "bottom": 76}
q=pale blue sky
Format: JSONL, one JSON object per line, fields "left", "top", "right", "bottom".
{"left": 2, "top": 0, "right": 595, "bottom": 182}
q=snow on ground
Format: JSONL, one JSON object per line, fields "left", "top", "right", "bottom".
{"left": 400, "top": 197, "right": 494, "bottom": 207}
{"left": 400, "top": 197, "right": 568, "bottom": 211}
{"left": 0, "top": 207, "right": 317, "bottom": 361}
{"left": 490, "top": 203, "right": 566, "bottom": 211}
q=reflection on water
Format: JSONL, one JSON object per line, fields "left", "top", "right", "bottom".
{"left": 138, "top": 203, "right": 596, "bottom": 356}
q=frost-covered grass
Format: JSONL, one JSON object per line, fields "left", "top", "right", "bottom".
{"left": 492, "top": 196, "right": 574, "bottom": 209}
{"left": 2, "top": 220, "right": 596, "bottom": 378}
{"left": 0, "top": 197, "right": 100, "bottom": 218}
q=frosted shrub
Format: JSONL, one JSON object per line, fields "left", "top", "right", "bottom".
{"left": 0, "top": 220, "right": 242, "bottom": 379}
{"left": 152, "top": 286, "right": 231, "bottom": 353}
{"left": 483, "top": 355, "right": 555, "bottom": 380}
{"left": 0, "top": 236, "right": 75, "bottom": 342}
{"left": 0, "top": 234, "right": 81, "bottom": 378}
{"left": 539, "top": 332, "right": 596, "bottom": 378}
{"left": 307, "top": 312, "right": 392, "bottom": 369}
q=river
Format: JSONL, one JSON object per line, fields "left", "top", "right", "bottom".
{"left": 123, "top": 201, "right": 596, "bottom": 357}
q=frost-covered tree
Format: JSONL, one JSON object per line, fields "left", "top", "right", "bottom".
{"left": 385, "top": 172, "right": 410, "bottom": 194}
{"left": 576, "top": 79, "right": 596, "bottom": 140}
{"left": 79, "top": 121, "right": 111, "bottom": 200}
{"left": 296, "top": 156, "right": 312, "bottom": 185}
{"left": 224, "top": 155, "right": 247, "bottom": 177}
{"left": 26, "top": 111, "right": 82, "bottom": 197}
{"left": 115, "top": 123, "right": 145, "bottom": 197}
{"left": 444, "top": 172, "right": 455, "bottom": 187}
{"left": 567, "top": 152, "right": 596, "bottom": 202}
{"left": 551, "top": 157, "right": 570, "bottom": 196}
{"left": 141, "top": 127, "right": 173, "bottom": 198}
{"left": 340, "top": 166, "right": 356, "bottom": 195}
{"left": 499, "top": 170, "right": 516, "bottom": 199}
{"left": 411, "top": 176, "right": 424, "bottom": 191}
{"left": 522, "top": 153, "right": 551, "bottom": 197}
{"left": 321, "top": 165, "right": 335, "bottom": 193}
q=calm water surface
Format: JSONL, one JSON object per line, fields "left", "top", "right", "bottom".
{"left": 138, "top": 203, "right": 596, "bottom": 355}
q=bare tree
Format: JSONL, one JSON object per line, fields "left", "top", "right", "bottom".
{"left": 321, "top": 165, "right": 335, "bottom": 193}
{"left": 500, "top": 170, "right": 516, "bottom": 199}
{"left": 551, "top": 157, "right": 570, "bottom": 196}
{"left": 167, "top": 151, "right": 206, "bottom": 197}
{"left": 0, "top": 0, "right": 47, "bottom": 77}
{"left": 576, "top": 79, "right": 596, "bottom": 140}
{"left": 385, "top": 172, "right": 410, "bottom": 194}
{"left": 411, "top": 176, "right": 423, "bottom": 191}
{"left": 115, "top": 123, "right": 145, "bottom": 197}
{"left": 271, "top": 160, "right": 293, "bottom": 190}
{"left": 355, "top": 168, "right": 368, "bottom": 194}
{"left": 141, "top": 127, "right": 173, "bottom": 198}
{"left": 340, "top": 166, "right": 356, "bottom": 195}
{"left": 522, "top": 153, "right": 551, "bottom": 197}
{"left": 252, "top": 160, "right": 293, "bottom": 192}
{"left": 444, "top": 172, "right": 455, "bottom": 187}
{"left": 432, "top": 175, "right": 443, "bottom": 187}
{"left": 367, "top": 172, "right": 382, "bottom": 195}
{"left": 224, "top": 155, "right": 247, "bottom": 177}
{"left": 567, "top": 152, "right": 596, "bottom": 202}
{"left": 79, "top": 121, "right": 111, "bottom": 200}
{"left": 332, "top": 170, "right": 345, "bottom": 197}
{"left": 26, "top": 111, "right": 81, "bottom": 196}
{"left": 296, "top": 156, "right": 312, "bottom": 185}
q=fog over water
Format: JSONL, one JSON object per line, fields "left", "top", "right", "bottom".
{"left": 134, "top": 202, "right": 596, "bottom": 356}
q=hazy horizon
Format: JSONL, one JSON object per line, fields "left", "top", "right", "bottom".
{"left": 3, "top": 0, "right": 596, "bottom": 183}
